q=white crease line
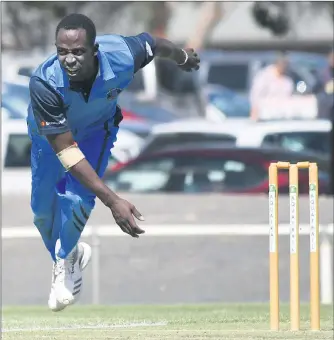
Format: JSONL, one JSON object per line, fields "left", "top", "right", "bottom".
{"left": 2, "top": 224, "right": 334, "bottom": 239}
{"left": 2, "top": 321, "right": 168, "bottom": 333}
{"left": 2, "top": 327, "right": 331, "bottom": 333}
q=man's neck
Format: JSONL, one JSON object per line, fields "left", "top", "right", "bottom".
{"left": 84, "top": 57, "right": 99, "bottom": 83}
{"left": 87, "top": 56, "right": 99, "bottom": 81}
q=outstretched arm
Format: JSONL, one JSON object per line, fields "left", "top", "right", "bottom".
{"left": 154, "top": 37, "right": 200, "bottom": 71}
{"left": 122, "top": 33, "right": 200, "bottom": 74}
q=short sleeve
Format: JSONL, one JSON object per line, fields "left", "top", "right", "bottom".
{"left": 29, "top": 76, "right": 70, "bottom": 135}
{"left": 122, "top": 32, "right": 156, "bottom": 74}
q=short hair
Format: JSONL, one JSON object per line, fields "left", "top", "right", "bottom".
{"left": 55, "top": 13, "right": 96, "bottom": 46}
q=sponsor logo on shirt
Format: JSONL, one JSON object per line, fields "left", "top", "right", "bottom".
{"left": 40, "top": 118, "right": 66, "bottom": 127}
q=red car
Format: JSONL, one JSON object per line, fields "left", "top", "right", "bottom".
{"left": 121, "top": 109, "right": 144, "bottom": 121}
{"left": 104, "top": 143, "right": 330, "bottom": 194}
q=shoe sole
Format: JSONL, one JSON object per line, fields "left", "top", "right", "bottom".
{"left": 49, "top": 301, "right": 67, "bottom": 312}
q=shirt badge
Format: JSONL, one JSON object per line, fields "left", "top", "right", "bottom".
{"left": 107, "top": 88, "right": 122, "bottom": 100}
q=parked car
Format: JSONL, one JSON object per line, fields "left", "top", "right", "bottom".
{"left": 2, "top": 104, "right": 24, "bottom": 120}
{"left": 1, "top": 82, "right": 154, "bottom": 138}
{"left": 1, "top": 119, "right": 143, "bottom": 169}
{"left": 197, "top": 50, "right": 328, "bottom": 96}
{"left": 110, "top": 129, "right": 146, "bottom": 163}
{"left": 2, "top": 82, "right": 30, "bottom": 119}
{"left": 119, "top": 119, "right": 152, "bottom": 139}
{"left": 139, "top": 118, "right": 332, "bottom": 157}
{"left": 1, "top": 119, "right": 32, "bottom": 194}
{"left": 7, "top": 60, "right": 179, "bottom": 124}
{"left": 103, "top": 143, "right": 330, "bottom": 194}
{"left": 2, "top": 119, "right": 31, "bottom": 168}
{"left": 203, "top": 84, "right": 251, "bottom": 120}
{"left": 118, "top": 92, "right": 179, "bottom": 123}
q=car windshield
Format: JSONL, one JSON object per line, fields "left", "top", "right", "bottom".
{"left": 207, "top": 64, "right": 249, "bottom": 92}
{"left": 106, "top": 158, "right": 175, "bottom": 192}
{"left": 2, "top": 83, "right": 30, "bottom": 118}
{"left": 4, "top": 133, "right": 31, "bottom": 167}
{"left": 3, "top": 83, "right": 30, "bottom": 102}
{"left": 208, "top": 92, "right": 250, "bottom": 118}
{"left": 2, "top": 94, "right": 29, "bottom": 119}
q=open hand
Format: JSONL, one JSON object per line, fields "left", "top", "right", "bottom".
{"left": 109, "top": 198, "right": 145, "bottom": 238}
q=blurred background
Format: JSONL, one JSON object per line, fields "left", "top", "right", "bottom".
{"left": 2, "top": 1, "right": 334, "bottom": 195}
{"left": 1, "top": 1, "right": 334, "bottom": 307}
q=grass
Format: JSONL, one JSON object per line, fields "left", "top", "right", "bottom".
{"left": 2, "top": 303, "right": 333, "bottom": 339}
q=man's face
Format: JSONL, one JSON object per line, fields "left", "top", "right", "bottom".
{"left": 56, "top": 28, "right": 95, "bottom": 82}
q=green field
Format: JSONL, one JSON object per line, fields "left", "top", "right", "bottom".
{"left": 2, "top": 304, "right": 333, "bottom": 340}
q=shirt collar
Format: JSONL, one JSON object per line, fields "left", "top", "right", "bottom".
{"left": 96, "top": 49, "right": 115, "bottom": 81}
{"left": 54, "top": 49, "right": 115, "bottom": 88}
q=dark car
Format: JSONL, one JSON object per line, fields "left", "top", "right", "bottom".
{"left": 103, "top": 143, "right": 330, "bottom": 195}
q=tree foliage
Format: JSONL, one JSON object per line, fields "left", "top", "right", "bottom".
{"left": 2, "top": 1, "right": 333, "bottom": 51}
{"left": 2, "top": 2, "right": 135, "bottom": 50}
{"left": 252, "top": 1, "right": 333, "bottom": 37}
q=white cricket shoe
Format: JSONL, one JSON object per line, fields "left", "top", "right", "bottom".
{"left": 48, "top": 241, "right": 91, "bottom": 312}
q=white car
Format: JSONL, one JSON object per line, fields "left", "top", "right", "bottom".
{"left": 2, "top": 119, "right": 32, "bottom": 195}
{"left": 139, "top": 118, "right": 332, "bottom": 156}
{"left": 2, "top": 119, "right": 144, "bottom": 194}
